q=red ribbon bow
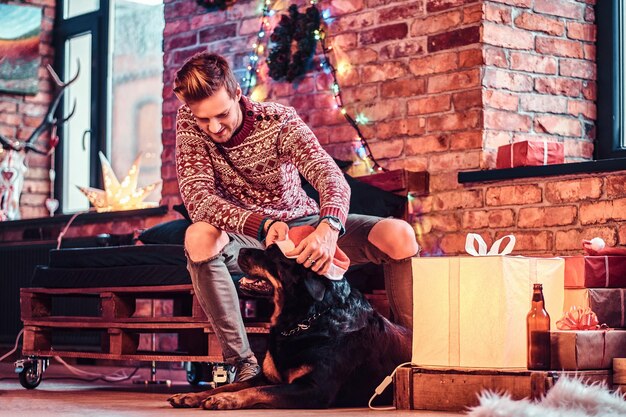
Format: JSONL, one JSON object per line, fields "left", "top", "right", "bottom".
{"left": 556, "top": 306, "right": 607, "bottom": 330}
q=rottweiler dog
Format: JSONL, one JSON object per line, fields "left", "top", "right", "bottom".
{"left": 168, "top": 244, "right": 412, "bottom": 409}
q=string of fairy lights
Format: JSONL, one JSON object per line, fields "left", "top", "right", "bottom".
{"left": 243, "top": 0, "right": 385, "bottom": 173}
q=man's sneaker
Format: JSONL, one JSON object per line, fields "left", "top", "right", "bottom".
{"left": 234, "top": 358, "right": 261, "bottom": 382}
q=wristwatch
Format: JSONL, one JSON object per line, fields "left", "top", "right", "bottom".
{"left": 321, "top": 216, "right": 342, "bottom": 233}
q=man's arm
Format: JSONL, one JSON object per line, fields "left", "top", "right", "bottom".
{"left": 279, "top": 109, "right": 351, "bottom": 274}
{"left": 175, "top": 107, "right": 265, "bottom": 238}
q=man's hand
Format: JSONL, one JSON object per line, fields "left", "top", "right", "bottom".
{"left": 285, "top": 222, "right": 339, "bottom": 275}
{"left": 265, "top": 221, "right": 289, "bottom": 246}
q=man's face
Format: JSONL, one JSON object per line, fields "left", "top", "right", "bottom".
{"left": 187, "top": 85, "right": 242, "bottom": 143}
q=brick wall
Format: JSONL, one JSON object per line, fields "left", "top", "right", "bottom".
{"left": 0, "top": 0, "right": 56, "bottom": 220}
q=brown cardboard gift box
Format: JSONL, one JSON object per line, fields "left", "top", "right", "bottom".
{"left": 564, "top": 288, "right": 626, "bottom": 328}
{"left": 551, "top": 330, "right": 626, "bottom": 370}
{"left": 564, "top": 255, "right": 626, "bottom": 288}
{"left": 496, "top": 140, "right": 564, "bottom": 168}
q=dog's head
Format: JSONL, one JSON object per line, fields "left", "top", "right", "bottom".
{"left": 238, "top": 245, "right": 349, "bottom": 323}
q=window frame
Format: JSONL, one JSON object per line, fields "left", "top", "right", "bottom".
{"left": 53, "top": 2, "right": 111, "bottom": 205}
{"left": 596, "top": 0, "right": 626, "bottom": 160}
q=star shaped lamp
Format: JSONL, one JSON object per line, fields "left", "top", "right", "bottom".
{"left": 77, "top": 152, "right": 161, "bottom": 212}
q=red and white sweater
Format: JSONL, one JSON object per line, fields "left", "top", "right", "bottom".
{"left": 175, "top": 96, "right": 350, "bottom": 238}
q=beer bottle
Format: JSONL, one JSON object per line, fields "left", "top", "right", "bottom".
{"left": 527, "top": 283, "right": 551, "bottom": 370}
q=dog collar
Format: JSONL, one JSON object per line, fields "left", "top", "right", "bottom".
{"left": 280, "top": 306, "right": 331, "bottom": 337}
{"left": 274, "top": 239, "right": 346, "bottom": 281}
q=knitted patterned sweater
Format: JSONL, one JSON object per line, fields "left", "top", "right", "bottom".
{"left": 175, "top": 96, "right": 350, "bottom": 238}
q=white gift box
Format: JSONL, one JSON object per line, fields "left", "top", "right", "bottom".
{"left": 411, "top": 235, "right": 565, "bottom": 368}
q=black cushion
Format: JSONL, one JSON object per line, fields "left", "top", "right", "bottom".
{"left": 138, "top": 219, "right": 190, "bottom": 245}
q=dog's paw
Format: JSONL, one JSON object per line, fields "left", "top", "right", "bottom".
{"left": 167, "top": 393, "right": 206, "bottom": 408}
{"left": 201, "top": 393, "right": 243, "bottom": 410}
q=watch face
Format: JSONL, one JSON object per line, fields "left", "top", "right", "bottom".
{"left": 326, "top": 217, "right": 341, "bottom": 229}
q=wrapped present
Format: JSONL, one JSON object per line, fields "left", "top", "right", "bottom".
{"left": 496, "top": 140, "right": 564, "bottom": 169}
{"left": 551, "top": 330, "right": 626, "bottom": 370}
{"left": 412, "top": 234, "right": 565, "bottom": 368}
{"left": 564, "top": 288, "right": 626, "bottom": 328}
{"left": 564, "top": 256, "right": 626, "bottom": 288}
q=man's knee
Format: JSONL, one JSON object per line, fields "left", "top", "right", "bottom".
{"left": 368, "top": 218, "right": 419, "bottom": 260}
{"left": 185, "top": 222, "right": 229, "bottom": 261}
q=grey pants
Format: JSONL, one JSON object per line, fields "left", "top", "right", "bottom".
{"left": 186, "top": 214, "right": 415, "bottom": 363}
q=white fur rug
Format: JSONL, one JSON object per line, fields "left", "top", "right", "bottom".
{"left": 467, "top": 377, "right": 626, "bottom": 417}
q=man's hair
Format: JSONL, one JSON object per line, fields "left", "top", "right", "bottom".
{"left": 173, "top": 52, "right": 239, "bottom": 104}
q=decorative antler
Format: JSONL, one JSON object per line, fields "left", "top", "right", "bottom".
{"left": 0, "top": 63, "right": 79, "bottom": 155}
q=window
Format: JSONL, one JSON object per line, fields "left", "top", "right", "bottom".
{"left": 54, "top": 0, "right": 164, "bottom": 213}
{"left": 597, "top": 0, "right": 626, "bottom": 159}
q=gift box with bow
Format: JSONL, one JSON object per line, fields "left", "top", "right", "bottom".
{"left": 564, "top": 256, "right": 626, "bottom": 288}
{"left": 496, "top": 140, "right": 565, "bottom": 169}
{"left": 411, "top": 234, "right": 565, "bottom": 368}
{"left": 563, "top": 288, "right": 626, "bottom": 328}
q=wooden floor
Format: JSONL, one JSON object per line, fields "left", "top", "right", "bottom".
{"left": 0, "top": 361, "right": 463, "bottom": 417}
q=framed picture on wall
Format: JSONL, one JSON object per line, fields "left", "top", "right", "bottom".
{"left": 0, "top": 4, "right": 42, "bottom": 95}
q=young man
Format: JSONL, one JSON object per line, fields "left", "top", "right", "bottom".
{"left": 173, "top": 52, "right": 418, "bottom": 382}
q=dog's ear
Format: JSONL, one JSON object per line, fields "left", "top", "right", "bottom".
{"left": 304, "top": 275, "right": 326, "bottom": 302}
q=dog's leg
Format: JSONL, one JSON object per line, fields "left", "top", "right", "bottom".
{"left": 168, "top": 376, "right": 267, "bottom": 408}
{"left": 201, "top": 382, "right": 336, "bottom": 410}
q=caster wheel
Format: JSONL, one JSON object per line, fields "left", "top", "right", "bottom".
{"left": 18, "top": 361, "right": 43, "bottom": 389}
{"left": 186, "top": 362, "right": 203, "bottom": 386}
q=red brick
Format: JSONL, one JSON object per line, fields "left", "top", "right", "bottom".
{"left": 484, "top": 89, "right": 519, "bottom": 111}
{"left": 560, "top": 59, "right": 596, "bottom": 80}
{"left": 164, "top": 19, "right": 191, "bottom": 36}
{"left": 381, "top": 78, "right": 426, "bottom": 98}
{"left": 484, "top": 109, "right": 531, "bottom": 132}
{"left": 407, "top": 117, "right": 427, "bottom": 135}
{"left": 580, "top": 198, "right": 626, "bottom": 225}
{"left": 452, "top": 89, "right": 482, "bottom": 110}
{"left": 362, "top": 61, "right": 408, "bottom": 83}
{"left": 606, "top": 174, "right": 626, "bottom": 198}
{"left": 425, "top": 213, "right": 462, "bottom": 232}
{"left": 534, "top": 0, "right": 584, "bottom": 19}
{"left": 488, "top": 0, "right": 532, "bottom": 6}
{"left": 332, "top": 33, "right": 358, "bottom": 49}
{"left": 534, "top": 77, "right": 583, "bottom": 97}
{"left": 359, "top": 100, "right": 405, "bottom": 121}
{"left": 0, "top": 102, "right": 18, "bottom": 113}
{"left": 484, "top": 69, "right": 533, "bottom": 92}
{"left": 428, "top": 172, "right": 461, "bottom": 192}
{"left": 484, "top": 130, "right": 513, "bottom": 149}
{"left": 199, "top": 23, "right": 237, "bottom": 43}
{"left": 427, "top": 69, "right": 481, "bottom": 93}
{"left": 411, "top": 10, "right": 462, "bottom": 37}
{"left": 584, "top": 44, "right": 596, "bottom": 60}
{"left": 164, "top": 33, "right": 197, "bottom": 51}
{"left": 462, "top": 209, "right": 515, "bottom": 229}
{"left": 463, "top": 3, "right": 483, "bottom": 24}
{"left": 450, "top": 130, "right": 483, "bottom": 150}
{"left": 380, "top": 39, "right": 427, "bottom": 59}
{"left": 584, "top": 5, "right": 595, "bottom": 22}
{"left": 545, "top": 177, "right": 602, "bottom": 203}
{"left": 405, "top": 134, "right": 449, "bottom": 155}
{"left": 499, "top": 231, "right": 552, "bottom": 253}
{"left": 409, "top": 52, "right": 458, "bottom": 76}
{"left": 535, "top": 115, "right": 582, "bottom": 137}
{"left": 556, "top": 227, "right": 617, "bottom": 252}
{"left": 536, "top": 37, "right": 584, "bottom": 59}
{"left": 360, "top": 23, "right": 408, "bottom": 45}
{"left": 486, "top": 184, "right": 542, "bottom": 206}
{"left": 334, "top": 11, "right": 376, "bottom": 33}
{"left": 518, "top": 206, "right": 577, "bottom": 228}
{"left": 582, "top": 81, "right": 596, "bottom": 100}
{"left": 459, "top": 48, "right": 483, "bottom": 68}
{"left": 567, "top": 99, "right": 597, "bottom": 119}
{"left": 425, "top": 110, "right": 481, "bottom": 132}
{"left": 520, "top": 94, "right": 567, "bottom": 113}
{"left": 567, "top": 21, "right": 596, "bottom": 42}
{"left": 562, "top": 137, "right": 594, "bottom": 159}
{"left": 343, "top": 85, "right": 379, "bottom": 102}
{"left": 428, "top": 26, "right": 480, "bottom": 52}
{"left": 514, "top": 12, "right": 564, "bottom": 36}
{"left": 408, "top": 95, "right": 451, "bottom": 115}
{"left": 190, "top": 12, "right": 227, "bottom": 30}
{"left": 329, "top": 0, "right": 365, "bottom": 14}
{"left": 485, "top": 3, "right": 512, "bottom": 24}
{"left": 484, "top": 47, "right": 509, "bottom": 68}
{"left": 378, "top": 3, "right": 423, "bottom": 23}
{"left": 432, "top": 188, "right": 483, "bottom": 211}
{"left": 426, "top": 0, "right": 480, "bottom": 13}
{"left": 347, "top": 48, "right": 378, "bottom": 64}
{"left": 368, "top": 139, "right": 404, "bottom": 159}
{"left": 483, "top": 22, "right": 535, "bottom": 50}
{"left": 510, "top": 52, "right": 557, "bottom": 74}
{"left": 428, "top": 150, "right": 480, "bottom": 172}
{"left": 621, "top": 225, "right": 626, "bottom": 246}
{"left": 362, "top": 119, "right": 409, "bottom": 140}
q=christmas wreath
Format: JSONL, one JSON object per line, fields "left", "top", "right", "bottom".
{"left": 196, "top": 0, "right": 234, "bottom": 11}
{"left": 268, "top": 4, "right": 321, "bottom": 82}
